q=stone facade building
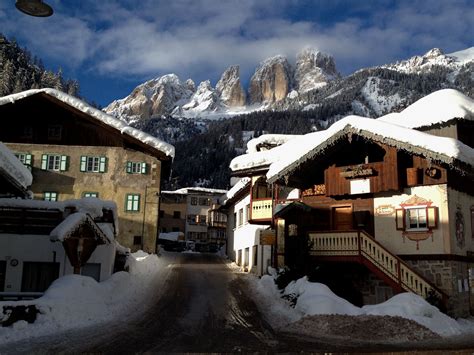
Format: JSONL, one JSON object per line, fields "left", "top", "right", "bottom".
{"left": 0, "top": 89, "right": 175, "bottom": 253}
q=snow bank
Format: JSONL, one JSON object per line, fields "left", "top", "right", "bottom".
{"left": 162, "top": 186, "right": 227, "bottom": 195}
{"left": 250, "top": 275, "right": 471, "bottom": 337}
{"left": 284, "top": 277, "right": 363, "bottom": 316}
{"left": 0, "top": 251, "right": 173, "bottom": 344}
{"left": 362, "top": 293, "right": 462, "bottom": 337}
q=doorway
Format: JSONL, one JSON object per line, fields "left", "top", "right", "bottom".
{"left": 332, "top": 206, "right": 353, "bottom": 230}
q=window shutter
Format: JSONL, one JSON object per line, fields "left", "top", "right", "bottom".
{"left": 141, "top": 162, "right": 148, "bottom": 174}
{"left": 25, "top": 154, "right": 32, "bottom": 166}
{"left": 126, "top": 162, "right": 132, "bottom": 173}
{"left": 80, "top": 156, "right": 87, "bottom": 172}
{"left": 427, "top": 206, "right": 438, "bottom": 229}
{"left": 99, "top": 156, "right": 107, "bottom": 173}
{"left": 41, "top": 154, "right": 48, "bottom": 170}
{"left": 60, "top": 155, "right": 68, "bottom": 171}
{"left": 396, "top": 208, "right": 405, "bottom": 230}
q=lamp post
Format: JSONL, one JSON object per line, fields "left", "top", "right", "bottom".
{"left": 15, "top": 0, "right": 53, "bottom": 17}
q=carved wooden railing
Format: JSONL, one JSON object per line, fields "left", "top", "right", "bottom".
{"left": 251, "top": 198, "right": 273, "bottom": 220}
{"left": 309, "top": 230, "right": 447, "bottom": 301}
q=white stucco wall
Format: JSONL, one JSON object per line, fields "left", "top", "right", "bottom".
{"left": 374, "top": 184, "right": 450, "bottom": 255}
{"left": 448, "top": 188, "right": 474, "bottom": 255}
{"left": 231, "top": 194, "right": 271, "bottom": 275}
{"left": 0, "top": 234, "right": 116, "bottom": 293}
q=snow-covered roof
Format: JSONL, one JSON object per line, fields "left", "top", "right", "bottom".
{"left": 220, "top": 177, "right": 250, "bottom": 205}
{"left": 230, "top": 134, "right": 303, "bottom": 173}
{"left": 50, "top": 212, "right": 111, "bottom": 243}
{"left": 162, "top": 187, "right": 227, "bottom": 195}
{"left": 0, "top": 89, "right": 175, "bottom": 159}
{"left": 246, "top": 134, "right": 300, "bottom": 153}
{"left": 158, "top": 231, "right": 184, "bottom": 241}
{"left": 378, "top": 89, "right": 474, "bottom": 129}
{"left": 0, "top": 141, "right": 32, "bottom": 191}
{"left": 267, "top": 115, "right": 474, "bottom": 184}
{"left": 0, "top": 197, "right": 117, "bottom": 223}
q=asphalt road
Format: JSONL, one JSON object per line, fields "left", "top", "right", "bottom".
{"left": 3, "top": 252, "right": 474, "bottom": 354}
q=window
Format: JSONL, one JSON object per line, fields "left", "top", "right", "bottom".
{"left": 15, "top": 153, "right": 32, "bottom": 169}
{"left": 21, "top": 262, "right": 59, "bottom": 292}
{"left": 191, "top": 197, "right": 198, "bottom": 205}
{"left": 43, "top": 192, "right": 58, "bottom": 201}
{"left": 133, "top": 236, "right": 142, "bottom": 246}
{"left": 47, "top": 125, "right": 62, "bottom": 140}
{"left": 41, "top": 154, "right": 68, "bottom": 171}
{"left": 125, "top": 194, "right": 140, "bottom": 212}
{"left": 199, "top": 197, "right": 210, "bottom": 206}
{"left": 159, "top": 210, "right": 165, "bottom": 218}
{"left": 233, "top": 212, "right": 237, "bottom": 229}
{"left": 187, "top": 214, "right": 197, "bottom": 224}
{"left": 396, "top": 206, "right": 438, "bottom": 231}
{"left": 126, "top": 161, "right": 148, "bottom": 174}
{"left": 172, "top": 227, "right": 180, "bottom": 232}
{"left": 238, "top": 208, "right": 243, "bottom": 226}
{"left": 253, "top": 245, "right": 258, "bottom": 267}
{"left": 406, "top": 207, "right": 427, "bottom": 230}
{"left": 173, "top": 211, "right": 181, "bottom": 219}
{"left": 245, "top": 204, "right": 250, "bottom": 223}
{"left": 83, "top": 192, "right": 99, "bottom": 198}
{"left": 80, "top": 156, "right": 107, "bottom": 173}
{"left": 22, "top": 126, "right": 33, "bottom": 139}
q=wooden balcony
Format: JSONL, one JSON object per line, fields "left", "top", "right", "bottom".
{"left": 309, "top": 230, "right": 447, "bottom": 302}
{"left": 250, "top": 198, "right": 272, "bottom": 222}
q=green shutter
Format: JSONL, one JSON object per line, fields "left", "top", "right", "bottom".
{"left": 126, "top": 161, "right": 132, "bottom": 173}
{"left": 60, "top": 155, "right": 68, "bottom": 171}
{"left": 141, "top": 162, "right": 147, "bottom": 174}
{"left": 80, "top": 156, "right": 87, "bottom": 172}
{"left": 41, "top": 154, "right": 48, "bottom": 170}
{"left": 25, "top": 154, "right": 32, "bottom": 166}
{"left": 99, "top": 156, "right": 107, "bottom": 173}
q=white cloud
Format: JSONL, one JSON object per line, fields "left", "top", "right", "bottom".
{"left": 2, "top": 0, "right": 473, "bottom": 83}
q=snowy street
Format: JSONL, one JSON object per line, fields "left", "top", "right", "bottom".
{"left": 2, "top": 252, "right": 474, "bottom": 353}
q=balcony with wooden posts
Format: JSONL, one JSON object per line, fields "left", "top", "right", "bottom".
{"left": 249, "top": 175, "right": 273, "bottom": 223}
{"left": 308, "top": 230, "right": 447, "bottom": 303}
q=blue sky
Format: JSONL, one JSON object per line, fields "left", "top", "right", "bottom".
{"left": 1, "top": 0, "right": 473, "bottom": 107}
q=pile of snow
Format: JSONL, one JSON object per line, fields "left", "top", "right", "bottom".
{"left": 0, "top": 89, "right": 175, "bottom": 158}
{"left": 0, "top": 251, "right": 174, "bottom": 344}
{"left": 378, "top": 89, "right": 474, "bottom": 129}
{"left": 250, "top": 275, "right": 467, "bottom": 337}
{"left": 0, "top": 141, "right": 32, "bottom": 189}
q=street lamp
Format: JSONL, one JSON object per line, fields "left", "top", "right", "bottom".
{"left": 15, "top": 0, "right": 53, "bottom": 17}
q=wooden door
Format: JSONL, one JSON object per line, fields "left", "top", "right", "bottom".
{"left": 333, "top": 206, "right": 353, "bottom": 230}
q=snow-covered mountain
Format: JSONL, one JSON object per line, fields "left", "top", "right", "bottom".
{"left": 104, "top": 46, "right": 473, "bottom": 124}
{"left": 104, "top": 48, "right": 340, "bottom": 121}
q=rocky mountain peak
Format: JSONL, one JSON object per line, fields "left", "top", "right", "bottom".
{"left": 295, "top": 48, "right": 339, "bottom": 93}
{"left": 105, "top": 74, "right": 194, "bottom": 121}
{"left": 216, "top": 65, "right": 246, "bottom": 107}
{"left": 424, "top": 48, "right": 444, "bottom": 58}
{"left": 248, "top": 55, "right": 293, "bottom": 104}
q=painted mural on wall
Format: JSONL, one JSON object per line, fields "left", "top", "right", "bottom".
{"left": 455, "top": 207, "right": 465, "bottom": 249}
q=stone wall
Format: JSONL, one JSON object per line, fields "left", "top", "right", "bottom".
{"left": 405, "top": 259, "right": 472, "bottom": 318}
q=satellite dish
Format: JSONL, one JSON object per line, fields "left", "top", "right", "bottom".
{"left": 15, "top": 0, "right": 53, "bottom": 17}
